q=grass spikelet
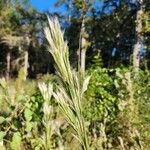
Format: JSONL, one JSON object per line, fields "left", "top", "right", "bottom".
{"left": 44, "top": 16, "right": 90, "bottom": 150}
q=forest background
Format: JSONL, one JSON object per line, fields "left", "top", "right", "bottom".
{"left": 0, "top": 0, "right": 150, "bottom": 149}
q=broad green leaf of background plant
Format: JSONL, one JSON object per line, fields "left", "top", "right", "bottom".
{"left": 0, "top": 132, "right": 5, "bottom": 142}
{"left": 0, "top": 117, "right": 5, "bottom": 124}
{"left": 10, "top": 132, "right": 22, "bottom": 150}
{"left": 24, "top": 108, "right": 33, "bottom": 122}
{"left": 25, "top": 121, "right": 34, "bottom": 132}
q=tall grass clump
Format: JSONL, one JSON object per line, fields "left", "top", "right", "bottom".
{"left": 38, "top": 82, "right": 53, "bottom": 149}
{"left": 44, "top": 17, "right": 90, "bottom": 150}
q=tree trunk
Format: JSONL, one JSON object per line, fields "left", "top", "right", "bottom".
{"left": 78, "top": 0, "right": 88, "bottom": 74}
{"left": 133, "top": 0, "right": 143, "bottom": 73}
{"left": 23, "top": 36, "right": 30, "bottom": 80}
{"left": 24, "top": 50, "right": 28, "bottom": 80}
{"left": 80, "top": 17, "right": 86, "bottom": 74}
{"left": 6, "top": 51, "right": 11, "bottom": 80}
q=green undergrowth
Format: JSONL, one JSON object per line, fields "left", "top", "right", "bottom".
{"left": 0, "top": 67, "right": 149, "bottom": 149}
{"left": 0, "top": 17, "right": 149, "bottom": 149}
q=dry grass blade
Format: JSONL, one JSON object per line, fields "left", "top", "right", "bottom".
{"left": 44, "top": 16, "right": 90, "bottom": 150}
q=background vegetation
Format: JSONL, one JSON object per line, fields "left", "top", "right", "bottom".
{"left": 0, "top": 0, "right": 150, "bottom": 149}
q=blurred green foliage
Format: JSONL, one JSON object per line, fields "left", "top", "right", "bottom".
{"left": 0, "top": 67, "right": 150, "bottom": 149}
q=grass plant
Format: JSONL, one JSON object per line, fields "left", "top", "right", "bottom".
{"left": 44, "top": 17, "right": 90, "bottom": 150}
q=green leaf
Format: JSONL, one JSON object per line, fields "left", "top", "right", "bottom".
{"left": 24, "top": 108, "right": 33, "bottom": 121}
{"left": 0, "top": 117, "right": 5, "bottom": 124}
{"left": 10, "top": 132, "right": 22, "bottom": 150}
{"left": 25, "top": 121, "right": 33, "bottom": 132}
{"left": 0, "top": 132, "right": 5, "bottom": 142}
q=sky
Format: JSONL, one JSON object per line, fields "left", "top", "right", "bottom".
{"left": 30, "top": 0, "right": 103, "bottom": 12}
{"left": 31, "top": 0, "right": 63, "bottom": 12}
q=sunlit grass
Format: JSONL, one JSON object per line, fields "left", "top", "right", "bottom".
{"left": 44, "top": 17, "right": 90, "bottom": 150}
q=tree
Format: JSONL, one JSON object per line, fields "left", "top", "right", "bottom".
{"left": 0, "top": 0, "right": 48, "bottom": 79}
{"left": 133, "top": 0, "right": 143, "bottom": 73}
{"left": 55, "top": 0, "right": 139, "bottom": 68}
{"left": 0, "top": 0, "right": 16, "bottom": 80}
